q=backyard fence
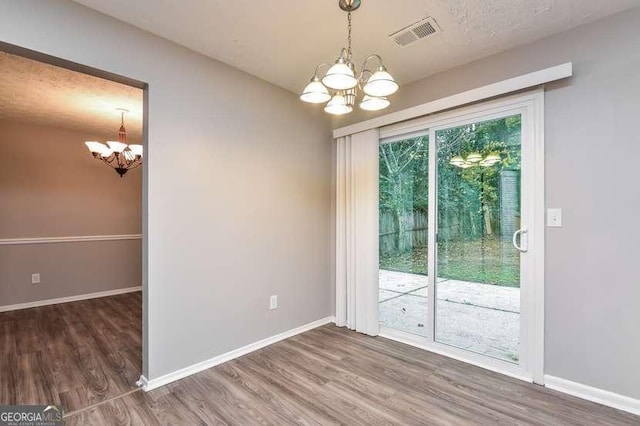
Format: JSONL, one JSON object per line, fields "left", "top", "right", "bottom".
{"left": 380, "top": 170, "right": 521, "bottom": 256}
{"left": 379, "top": 208, "right": 484, "bottom": 255}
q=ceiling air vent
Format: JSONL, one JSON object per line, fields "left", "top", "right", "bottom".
{"left": 389, "top": 17, "right": 441, "bottom": 47}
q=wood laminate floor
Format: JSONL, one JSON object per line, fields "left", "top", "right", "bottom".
{"left": 65, "top": 324, "right": 638, "bottom": 425}
{"left": 0, "top": 291, "right": 142, "bottom": 413}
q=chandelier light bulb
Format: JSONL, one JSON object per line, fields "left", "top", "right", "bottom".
{"left": 129, "top": 144, "right": 144, "bottom": 157}
{"left": 107, "top": 141, "right": 128, "bottom": 153}
{"left": 363, "top": 66, "right": 399, "bottom": 97}
{"left": 485, "top": 152, "right": 501, "bottom": 163}
{"left": 449, "top": 156, "right": 465, "bottom": 167}
{"left": 322, "top": 60, "right": 357, "bottom": 90}
{"left": 300, "top": 78, "right": 331, "bottom": 104}
{"left": 359, "top": 95, "right": 390, "bottom": 111}
{"left": 324, "top": 93, "right": 353, "bottom": 115}
{"left": 466, "top": 152, "right": 483, "bottom": 163}
{"left": 85, "top": 141, "right": 107, "bottom": 154}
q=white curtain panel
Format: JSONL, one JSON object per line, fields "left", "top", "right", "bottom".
{"left": 335, "top": 129, "right": 380, "bottom": 336}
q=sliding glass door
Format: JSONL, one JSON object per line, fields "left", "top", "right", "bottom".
{"left": 378, "top": 135, "right": 429, "bottom": 336}
{"left": 434, "top": 115, "right": 522, "bottom": 363}
{"left": 378, "top": 92, "right": 542, "bottom": 380}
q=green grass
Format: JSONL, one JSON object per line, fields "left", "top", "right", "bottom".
{"left": 379, "top": 238, "right": 520, "bottom": 287}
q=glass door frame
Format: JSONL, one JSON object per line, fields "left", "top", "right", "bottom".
{"left": 378, "top": 89, "right": 545, "bottom": 384}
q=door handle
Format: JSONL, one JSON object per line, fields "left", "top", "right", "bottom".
{"left": 512, "top": 228, "right": 528, "bottom": 253}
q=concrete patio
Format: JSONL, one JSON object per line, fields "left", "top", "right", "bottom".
{"left": 379, "top": 269, "right": 520, "bottom": 362}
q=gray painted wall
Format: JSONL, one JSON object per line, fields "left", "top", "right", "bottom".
{"left": 0, "top": 0, "right": 333, "bottom": 379}
{"left": 334, "top": 9, "right": 640, "bottom": 399}
{"left": 0, "top": 120, "right": 141, "bottom": 305}
{"left": 3, "top": 0, "right": 636, "bottom": 402}
{"left": 0, "top": 240, "right": 141, "bottom": 305}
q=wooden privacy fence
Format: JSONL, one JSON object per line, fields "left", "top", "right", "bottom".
{"left": 380, "top": 205, "right": 520, "bottom": 256}
{"left": 379, "top": 210, "right": 428, "bottom": 255}
{"left": 379, "top": 209, "right": 477, "bottom": 254}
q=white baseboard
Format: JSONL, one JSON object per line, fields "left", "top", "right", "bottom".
{"left": 135, "top": 375, "right": 149, "bottom": 390}
{"left": 545, "top": 375, "right": 640, "bottom": 416}
{"left": 0, "top": 286, "right": 142, "bottom": 312}
{"left": 139, "top": 316, "right": 336, "bottom": 392}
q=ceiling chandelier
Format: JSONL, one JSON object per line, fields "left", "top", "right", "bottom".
{"left": 449, "top": 152, "right": 501, "bottom": 169}
{"left": 84, "top": 108, "right": 143, "bottom": 177}
{"left": 300, "top": 0, "right": 399, "bottom": 115}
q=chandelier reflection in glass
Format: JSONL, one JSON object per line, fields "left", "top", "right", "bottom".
{"left": 449, "top": 152, "right": 501, "bottom": 169}
{"left": 84, "top": 108, "right": 143, "bottom": 177}
{"left": 299, "top": 0, "right": 399, "bottom": 115}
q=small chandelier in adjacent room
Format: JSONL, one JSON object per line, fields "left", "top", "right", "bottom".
{"left": 84, "top": 108, "right": 143, "bottom": 177}
{"left": 300, "top": 0, "right": 399, "bottom": 115}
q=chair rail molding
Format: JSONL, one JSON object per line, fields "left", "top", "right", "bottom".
{"left": 0, "top": 234, "right": 142, "bottom": 246}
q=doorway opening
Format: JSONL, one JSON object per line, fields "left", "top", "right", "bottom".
{"left": 0, "top": 43, "right": 148, "bottom": 414}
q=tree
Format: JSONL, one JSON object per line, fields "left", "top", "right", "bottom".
{"left": 436, "top": 116, "right": 521, "bottom": 240}
{"left": 379, "top": 136, "right": 428, "bottom": 253}
{"left": 378, "top": 115, "right": 522, "bottom": 252}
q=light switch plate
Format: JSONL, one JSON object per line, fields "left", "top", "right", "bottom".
{"left": 547, "top": 208, "right": 562, "bottom": 227}
{"left": 269, "top": 295, "right": 278, "bottom": 310}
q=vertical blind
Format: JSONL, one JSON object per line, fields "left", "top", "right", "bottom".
{"left": 335, "top": 129, "right": 380, "bottom": 336}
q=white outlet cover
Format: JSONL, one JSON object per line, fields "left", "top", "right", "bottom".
{"left": 269, "top": 295, "right": 278, "bottom": 310}
{"left": 31, "top": 273, "right": 41, "bottom": 284}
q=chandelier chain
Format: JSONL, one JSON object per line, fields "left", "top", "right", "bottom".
{"left": 347, "top": 11, "right": 352, "bottom": 60}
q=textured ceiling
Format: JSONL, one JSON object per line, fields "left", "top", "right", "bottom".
{"left": 73, "top": 0, "right": 640, "bottom": 94}
{"left": 0, "top": 52, "right": 143, "bottom": 141}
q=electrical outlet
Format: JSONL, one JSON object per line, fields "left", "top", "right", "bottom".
{"left": 269, "top": 295, "right": 278, "bottom": 310}
{"left": 31, "top": 273, "right": 41, "bottom": 284}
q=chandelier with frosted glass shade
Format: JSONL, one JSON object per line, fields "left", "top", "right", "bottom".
{"left": 300, "top": 0, "right": 399, "bottom": 115}
{"left": 84, "top": 108, "right": 143, "bottom": 177}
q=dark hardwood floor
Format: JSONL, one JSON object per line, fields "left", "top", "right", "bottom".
{"left": 0, "top": 291, "right": 142, "bottom": 413}
{"left": 65, "top": 324, "right": 638, "bottom": 425}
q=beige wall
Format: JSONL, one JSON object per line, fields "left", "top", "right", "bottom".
{"left": 0, "top": 119, "right": 142, "bottom": 306}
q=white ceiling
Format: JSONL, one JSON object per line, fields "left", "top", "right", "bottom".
{"left": 74, "top": 0, "right": 640, "bottom": 94}
{"left": 0, "top": 52, "right": 143, "bottom": 140}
